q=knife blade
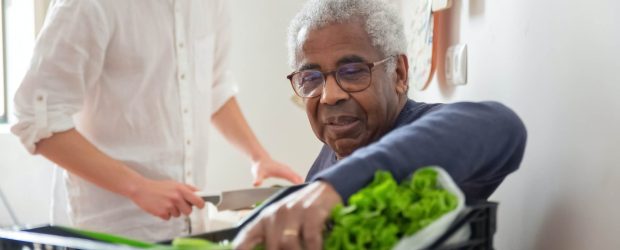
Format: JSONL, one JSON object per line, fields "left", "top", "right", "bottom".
{"left": 195, "top": 187, "right": 284, "bottom": 211}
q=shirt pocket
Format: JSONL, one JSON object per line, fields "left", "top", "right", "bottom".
{"left": 193, "top": 35, "right": 215, "bottom": 93}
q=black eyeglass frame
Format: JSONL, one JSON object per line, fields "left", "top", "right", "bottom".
{"left": 286, "top": 55, "right": 395, "bottom": 98}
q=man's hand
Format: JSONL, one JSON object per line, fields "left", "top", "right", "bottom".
{"left": 128, "top": 178, "right": 205, "bottom": 220}
{"left": 211, "top": 98, "right": 304, "bottom": 186}
{"left": 233, "top": 181, "right": 342, "bottom": 250}
{"left": 251, "top": 156, "right": 303, "bottom": 186}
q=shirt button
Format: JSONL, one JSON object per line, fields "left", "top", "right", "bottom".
{"left": 178, "top": 42, "right": 184, "bottom": 48}
{"left": 37, "top": 96, "right": 44, "bottom": 101}
{"left": 179, "top": 74, "right": 185, "bottom": 80}
{"left": 183, "top": 108, "right": 188, "bottom": 114}
{"left": 186, "top": 140, "right": 191, "bottom": 145}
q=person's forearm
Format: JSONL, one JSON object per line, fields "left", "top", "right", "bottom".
{"left": 211, "top": 97, "right": 268, "bottom": 162}
{"left": 314, "top": 102, "right": 527, "bottom": 201}
{"left": 36, "top": 129, "right": 146, "bottom": 197}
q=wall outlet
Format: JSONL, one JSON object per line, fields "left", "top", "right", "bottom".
{"left": 445, "top": 44, "right": 468, "bottom": 86}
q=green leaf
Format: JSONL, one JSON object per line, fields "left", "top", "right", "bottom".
{"left": 60, "top": 226, "right": 158, "bottom": 248}
{"left": 324, "top": 167, "right": 458, "bottom": 250}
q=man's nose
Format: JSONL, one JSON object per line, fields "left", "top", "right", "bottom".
{"left": 320, "top": 74, "right": 349, "bottom": 105}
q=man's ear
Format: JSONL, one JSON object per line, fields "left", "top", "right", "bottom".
{"left": 395, "top": 54, "right": 409, "bottom": 95}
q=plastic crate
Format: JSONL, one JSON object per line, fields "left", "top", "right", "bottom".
{"left": 179, "top": 202, "right": 498, "bottom": 250}
{"left": 423, "top": 201, "right": 497, "bottom": 250}
{"left": 180, "top": 186, "right": 498, "bottom": 250}
{"left": 0, "top": 227, "right": 135, "bottom": 250}
{"left": 0, "top": 185, "right": 497, "bottom": 250}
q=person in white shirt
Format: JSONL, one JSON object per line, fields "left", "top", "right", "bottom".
{"left": 11, "top": 0, "right": 303, "bottom": 241}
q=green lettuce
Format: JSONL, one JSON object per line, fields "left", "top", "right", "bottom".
{"left": 324, "top": 167, "right": 458, "bottom": 250}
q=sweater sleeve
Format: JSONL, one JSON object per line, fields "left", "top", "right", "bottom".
{"left": 312, "top": 101, "right": 527, "bottom": 201}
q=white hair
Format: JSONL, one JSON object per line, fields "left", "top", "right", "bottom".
{"left": 287, "top": 0, "right": 406, "bottom": 70}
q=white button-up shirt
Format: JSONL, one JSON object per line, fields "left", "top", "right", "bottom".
{"left": 11, "top": 0, "right": 237, "bottom": 241}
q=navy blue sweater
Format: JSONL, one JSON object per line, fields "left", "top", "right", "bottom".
{"left": 306, "top": 100, "right": 527, "bottom": 202}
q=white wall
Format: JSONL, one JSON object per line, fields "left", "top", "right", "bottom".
{"left": 0, "top": 0, "right": 47, "bottom": 228}
{"left": 410, "top": 0, "right": 620, "bottom": 249}
{"left": 205, "top": 0, "right": 319, "bottom": 191}
{"left": 2, "top": 0, "right": 620, "bottom": 249}
{"left": 0, "top": 135, "right": 53, "bottom": 227}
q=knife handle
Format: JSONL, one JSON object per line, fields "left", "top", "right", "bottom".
{"left": 194, "top": 191, "right": 222, "bottom": 205}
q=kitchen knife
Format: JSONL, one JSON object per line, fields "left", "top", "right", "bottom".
{"left": 195, "top": 186, "right": 284, "bottom": 211}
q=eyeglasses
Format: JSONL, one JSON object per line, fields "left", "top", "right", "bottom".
{"left": 287, "top": 56, "right": 394, "bottom": 98}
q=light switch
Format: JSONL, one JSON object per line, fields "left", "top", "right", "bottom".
{"left": 445, "top": 44, "right": 467, "bottom": 86}
{"left": 432, "top": 0, "right": 453, "bottom": 12}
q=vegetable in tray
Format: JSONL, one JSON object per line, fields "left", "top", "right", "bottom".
{"left": 325, "top": 167, "right": 458, "bottom": 250}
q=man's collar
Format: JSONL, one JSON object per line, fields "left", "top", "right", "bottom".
{"left": 392, "top": 99, "right": 420, "bottom": 128}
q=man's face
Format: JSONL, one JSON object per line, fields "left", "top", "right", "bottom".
{"left": 296, "top": 21, "right": 408, "bottom": 158}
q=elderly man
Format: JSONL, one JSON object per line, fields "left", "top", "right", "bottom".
{"left": 235, "top": 0, "right": 526, "bottom": 249}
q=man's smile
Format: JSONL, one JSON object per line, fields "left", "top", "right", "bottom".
{"left": 324, "top": 115, "right": 362, "bottom": 137}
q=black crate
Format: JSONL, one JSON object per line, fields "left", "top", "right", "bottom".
{"left": 0, "top": 185, "right": 498, "bottom": 250}
{"left": 0, "top": 227, "right": 132, "bottom": 250}
{"left": 423, "top": 201, "right": 497, "bottom": 250}
{"left": 182, "top": 186, "right": 498, "bottom": 250}
{"left": 182, "top": 202, "right": 498, "bottom": 250}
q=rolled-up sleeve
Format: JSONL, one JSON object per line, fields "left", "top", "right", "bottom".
{"left": 210, "top": 1, "right": 238, "bottom": 114}
{"left": 11, "top": 0, "right": 109, "bottom": 153}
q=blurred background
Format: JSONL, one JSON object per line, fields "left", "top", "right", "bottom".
{"left": 1, "top": 0, "right": 619, "bottom": 249}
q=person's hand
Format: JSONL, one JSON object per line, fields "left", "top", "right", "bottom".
{"left": 128, "top": 178, "right": 205, "bottom": 220}
{"left": 251, "top": 156, "right": 303, "bottom": 186}
{"left": 233, "top": 181, "right": 343, "bottom": 250}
